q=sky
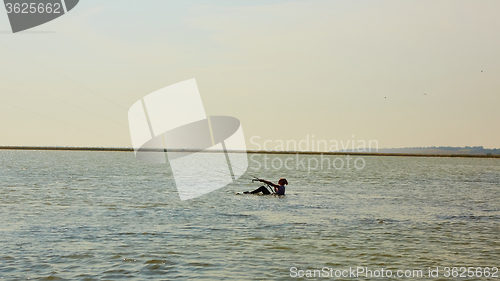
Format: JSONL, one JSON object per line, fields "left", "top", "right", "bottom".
{"left": 0, "top": 0, "right": 499, "bottom": 150}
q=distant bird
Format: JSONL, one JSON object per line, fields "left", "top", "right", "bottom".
{"left": 481, "top": 70, "right": 483, "bottom": 72}
{"left": 424, "top": 93, "right": 427, "bottom": 95}
{"left": 384, "top": 97, "right": 386, "bottom": 98}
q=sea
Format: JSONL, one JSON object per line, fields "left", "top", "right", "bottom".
{"left": 0, "top": 151, "right": 499, "bottom": 280}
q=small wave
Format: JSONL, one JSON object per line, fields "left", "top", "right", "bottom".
{"left": 40, "top": 276, "right": 63, "bottom": 281}
{"left": 62, "top": 253, "right": 94, "bottom": 259}
{"left": 103, "top": 269, "right": 133, "bottom": 274}
{"left": 145, "top": 259, "right": 167, "bottom": 264}
{"left": 439, "top": 215, "right": 500, "bottom": 221}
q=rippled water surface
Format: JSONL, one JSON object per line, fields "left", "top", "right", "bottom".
{"left": 1, "top": 151, "right": 499, "bottom": 280}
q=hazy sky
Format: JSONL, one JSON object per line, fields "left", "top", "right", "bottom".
{"left": 0, "top": 0, "right": 499, "bottom": 150}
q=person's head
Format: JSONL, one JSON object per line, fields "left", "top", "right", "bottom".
{"left": 278, "top": 178, "right": 288, "bottom": 185}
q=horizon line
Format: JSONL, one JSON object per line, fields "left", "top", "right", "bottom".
{"left": 0, "top": 146, "right": 499, "bottom": 158}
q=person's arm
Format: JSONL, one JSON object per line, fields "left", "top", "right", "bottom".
{"left": 258, "top": 178, "right": 279, "bottom": 188}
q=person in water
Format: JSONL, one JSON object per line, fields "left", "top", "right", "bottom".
{"left": 244, "top": 178, "right": 288, "bottom": 195}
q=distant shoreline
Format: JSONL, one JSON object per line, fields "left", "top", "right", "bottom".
{"left": 1, "top": 146, "right": 499, "bottom": 158}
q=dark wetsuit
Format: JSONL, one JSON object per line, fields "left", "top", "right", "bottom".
{"left": 275, "top": 185, "right": 285, "bottom": 195}
{"left": 248, "top": 185, "right": 272, "bottom": 195}
{"left": 248, "top": 185, "right": 285, "bottom": 195}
